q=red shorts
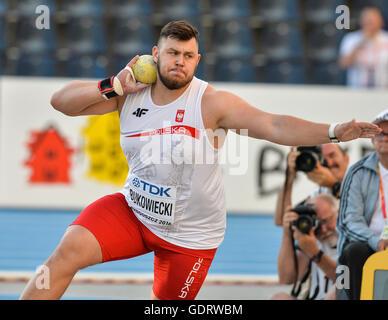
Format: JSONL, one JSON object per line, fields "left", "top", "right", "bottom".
{"left": 70, "top": 193, "right": 217, "bottom": 300}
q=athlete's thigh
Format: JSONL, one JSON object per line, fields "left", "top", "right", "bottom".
{"left": 71, "top": 193, "right": 151, "bottom": 262}
{"left": 54, "top": 224, "right": 103, "bottom": 269}
{"left": 152, "top": 250, "right": 214, "bottom": 300}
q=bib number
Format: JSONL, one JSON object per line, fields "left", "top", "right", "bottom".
{"left": 128, "top": 174, "right": 176, "bottom": 225}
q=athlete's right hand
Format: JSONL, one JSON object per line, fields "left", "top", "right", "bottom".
{"left": 116, "top": 56, "right": 151, "bottom": 95}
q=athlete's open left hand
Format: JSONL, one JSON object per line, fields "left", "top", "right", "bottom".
{"left": 334, "top": 119, "right": 382, "bottom": 142}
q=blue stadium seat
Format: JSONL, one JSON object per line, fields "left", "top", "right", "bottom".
{"left": 209, "top": 0, "right": 251, "bottom": 20}
{"left": 212, "top": 20, "right": 254, "bottom": 58}
{"left": 194, "top": 60, "right": 206, "bottom": 79}
{"left": 306, "top": 23, "right": 344, "bottom": 62}
{"left": 16, "top": 53, "right": 56, "bottom": 77}
{"left": 15, "top": 18, "right": 56, "bottom": 54}
{"left": 15, "top": 0, "right": 56, "bottom": 17}
{"left": 66, "top": 17, "right": 106, "bottom": 55}
{"left": 307, "top": 61, "right": 346, "bottom": 85}
{"left": 62, "top": 0, "right": 103, "bottom": 18}
{"left": 305, "top": 0, "right": 344, "bottom": 24}
{"left": 110, "top": 0, "right": 153, "bottom": 18}
{"left": 157, "top": 0, "right": 201, "bottom": 19}
{"left": 261, "top": 22, "right": 303, "bottom": 61}
{"left": 0, "top": 50, "right": 4, "bottom": 75}
{"left": 262, "top": 62, "right": 305, "bottom": 84}
{"left": 214, "top": 58, "right": 255, "bottom": 82}
{"left": 257, "top": 0, "right": 299, "bottom": 23}
{"left": 64, "top": 54, "right": 107, "bottom": 78}
{"left": 0, "top": 17, "right": 6, "bottom": 50}
{"left": 0, "top": 0, "right": 6, "bottom": 16}
{"left": 112, "top": 18, "right": 154, "bottom": 58}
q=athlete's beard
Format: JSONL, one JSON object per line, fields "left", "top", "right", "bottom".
{"left": 157, "top": 61, "right": 195, "bottom": 90}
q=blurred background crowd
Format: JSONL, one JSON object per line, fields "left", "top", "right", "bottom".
{"left": 2, "top": 0, "right": 388, "bottom": 84}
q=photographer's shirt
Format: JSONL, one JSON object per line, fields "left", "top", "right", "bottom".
{"left": 369, "top": 162, "right": 388, "bottom": 237}
{"left": 308, "top": 238, "right": 338, "bottom": 300}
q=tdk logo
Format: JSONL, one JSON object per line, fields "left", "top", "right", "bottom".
{"left": 132, "top": 178, "right": 171, "bottom": 197}
{"left": 132, "top": 177, "right": 141, "bottom": 188}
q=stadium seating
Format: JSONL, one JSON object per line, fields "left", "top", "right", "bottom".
{"left": 214, "top": 58, "right": 256, "bottom": 82}
{"left": 16, "top": 53, "right": 56, "bottom": 77}
{"left": 15, "top": 18, "right": 56, "bottom": 54}
{"left": 109, "top": 0, "right": 153, "bottom": 18}
{"left": 306, "top": 23, "right": 344, "bottom": 62}
{"left": 0, "top": 0, "right": 6, "bottom": 16}
{"left": 111, "top": 18, "right": 154, "bottom": 57}
{"left": 14, "top": 0, "right": 56, "bottom": 17}
{"left": 260, "top": 22, "right": 303, "bottom": 61}
{"left": 256, "top": 0, "right": 299, "bottom": 23}
{"left": 211, "top": 20, "right": 254, "bottom": 59}
{"left": 157, "top": 0, "right": 201, "bottom": 20}
{"left": 65, "top": 17, "right": 106, "bottom": 55}
{"left": 63, "top": 54, "right": 107, "bottom": 78}
{"left": 261, "top": 62, "right": 305, "bottom": 84}
{"left": 307, "top": 61, "right": 346, "bottom": 85}
{"left": 60, "top": 0, "right": 103, "bottom": 18}
{"left": 0, "top": 1, "right": 367, "bottom": 85}
{"left": 304, "top": 0, "right": 344, "bottom": 24}
{"left": 0, "top": 16, "right": 6, "bottom": 51}
{"left": 209, "top": 0, "right": 251, "bottom": 20}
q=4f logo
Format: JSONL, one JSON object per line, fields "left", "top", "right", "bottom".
{"left": 132, "top": 108, "right": 149, "bottom": 117}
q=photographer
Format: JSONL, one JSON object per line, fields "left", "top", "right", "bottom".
{"left": 271, "top": 194, "right": 338, "bottom": 300}
{"left": 274, "top": 144, "right": 349, "bottom": 226}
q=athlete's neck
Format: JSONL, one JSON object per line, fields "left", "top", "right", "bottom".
{"left": 151, "top": 80, "right": 191, "bottom": 106}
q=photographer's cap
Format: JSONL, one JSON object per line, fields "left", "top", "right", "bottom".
{"left": 372, "top": 109, "right": 388, "bottom": 125}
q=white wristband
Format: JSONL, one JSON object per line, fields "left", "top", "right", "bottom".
{"left": 113, "top": 76, "right": 123, "bottom": 96}
{"left": 125, "top": 66, "right": 135, "bottom": 82}
{"left": 329, "top": 123, "right": 340, "bottom": 143}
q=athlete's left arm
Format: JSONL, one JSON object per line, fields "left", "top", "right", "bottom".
{"left": 212, "top": 90, "right": 380, "bottom": 145}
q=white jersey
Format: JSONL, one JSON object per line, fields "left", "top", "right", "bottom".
{"left": 119, "top": 77, "right": 226, "bottom": 249}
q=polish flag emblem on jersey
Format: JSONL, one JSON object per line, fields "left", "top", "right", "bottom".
{"left": 175, "top": 110, "right": 185, "bottom": 123}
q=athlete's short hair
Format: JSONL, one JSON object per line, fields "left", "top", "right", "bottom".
{"left": 158, "top": 20, "right": 199, "bottom": 45}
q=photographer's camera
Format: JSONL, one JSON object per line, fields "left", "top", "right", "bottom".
{"left": 292, "top": 203, "right": 321, "bottom": 235}
{"left": 295, "top": 146, "right": 325, "bottom": 172}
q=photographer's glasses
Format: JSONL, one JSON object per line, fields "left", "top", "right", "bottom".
{"left": 319, "top": 214, "right": 334, "bottom": 227}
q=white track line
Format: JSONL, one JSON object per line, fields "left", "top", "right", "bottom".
{"left": 0, "top": 270, "right": 279, "bottom": 286}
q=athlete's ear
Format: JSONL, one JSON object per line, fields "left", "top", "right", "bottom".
{"left": 197, "top": 53, "right": 201, "bottom": 65}
{"left": 152, "top": 46, "right": 159, "bottom": 64}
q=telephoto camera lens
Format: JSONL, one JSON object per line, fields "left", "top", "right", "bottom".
{"left": 292, "top": 203, "right": 321, "bottom": 234}
{"left": 295, "top": 146, "right": 323, "bottom": 172}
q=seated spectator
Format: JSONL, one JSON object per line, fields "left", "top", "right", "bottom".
{"left": 337, "top": 109, "right": 388, "bottom": 300}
